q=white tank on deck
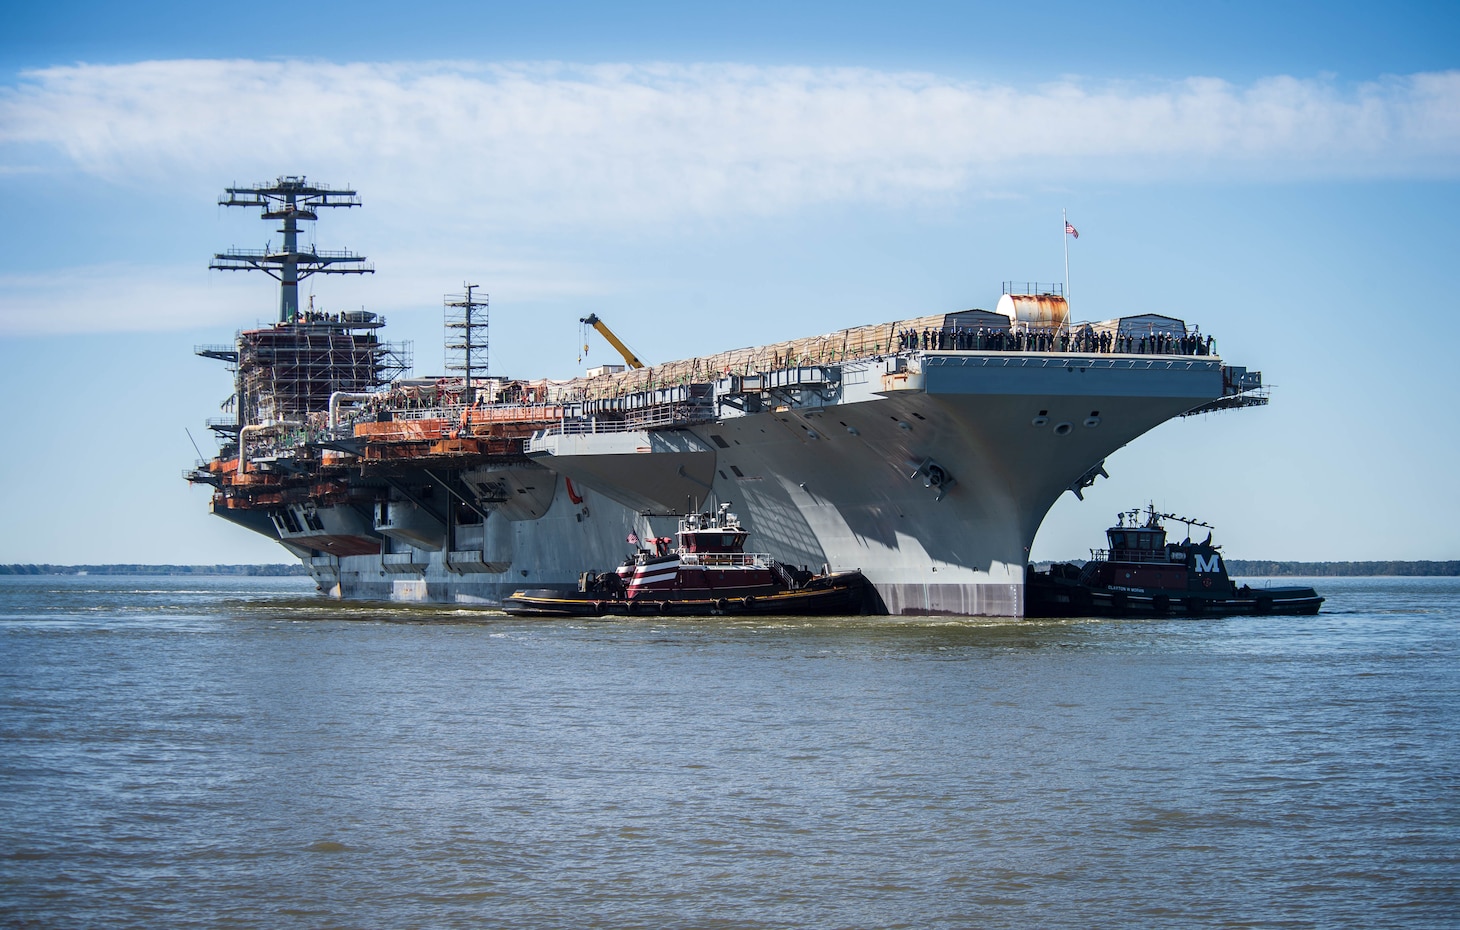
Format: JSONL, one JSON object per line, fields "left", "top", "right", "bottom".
{"left": 996, "top": 293, "right": 1069, "bottom": 329}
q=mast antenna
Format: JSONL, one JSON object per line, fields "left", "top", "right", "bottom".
{"left": 445, "top": 284, "right": 490, "bottom": 406}
{"left": 1063, "top": 208, "right": 1078, "bottom": 339}
{"left": 211, "top": 176, "right": 373, "bottom": 323}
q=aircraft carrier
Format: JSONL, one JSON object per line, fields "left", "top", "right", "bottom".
{"left": 188, "top": 176, "right": 1267, "bottom": 616}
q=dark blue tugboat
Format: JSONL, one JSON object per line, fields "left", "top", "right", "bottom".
{"left": 1027, "top": 506, "right": 1323, "bottom": 617}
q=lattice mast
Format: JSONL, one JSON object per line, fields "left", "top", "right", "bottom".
{"left": 444, "top": 284, "right": 489, "bottom": 405}
{"left": 200, "top": 177, "right": 409, "bottom": 437}
{"left": 211, "top": 176, "right": 373, "bottom": 323}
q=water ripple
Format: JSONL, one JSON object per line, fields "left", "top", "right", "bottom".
{"left": 0, "top": 575, "right": 1456, "bottom": 928}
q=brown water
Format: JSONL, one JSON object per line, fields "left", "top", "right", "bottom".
{"left": 1, "top": 575, "right": 1456, "bottom": 928}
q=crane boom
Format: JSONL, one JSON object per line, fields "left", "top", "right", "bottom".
{"left": 579, "top": 314, "right": 645, "bottom": 369}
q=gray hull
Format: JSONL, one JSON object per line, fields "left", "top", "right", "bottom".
{"left": 193, "top": 178, "right": 1260, "bottom": 616}
{"left": 289, "top": 351, "right": 1229, "bottom": 616}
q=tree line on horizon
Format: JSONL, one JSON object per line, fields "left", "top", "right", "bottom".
{"left": 1035, "top": 559, "right": 1459, "bottom": 577}
{"left": 1224, "top": 560, "right": 1460, "bottom": 577}
{"left": 4, "top": 561, "right": 1459, "bottom": 577}
{"left": 0, "top": 564, "right": 310, "bottom": 576}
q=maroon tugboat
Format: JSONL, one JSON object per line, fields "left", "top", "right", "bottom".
{"left": 504, "top": 503, "right": 871, "bottom": 616}
{"left": 1027, "top": 505, "right": 1323, "bottom": 617}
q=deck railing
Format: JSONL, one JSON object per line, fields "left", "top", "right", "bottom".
{"left": 678, "top": 552, "right": 770, "bottom": 567}
{"left": 1089, "top": 548, "right": 1185, "bottom": 565}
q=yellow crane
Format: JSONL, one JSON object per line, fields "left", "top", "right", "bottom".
{"left": 579, "top": 313, "right": 646, "bottom": 370}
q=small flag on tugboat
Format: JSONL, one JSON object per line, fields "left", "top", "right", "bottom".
{"left": 1065, "top": 221, "right": 1079, "bottom": 239}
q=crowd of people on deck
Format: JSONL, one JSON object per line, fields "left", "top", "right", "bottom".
{"left": 895, "top": 326, "right": 1216, "bottom": 356}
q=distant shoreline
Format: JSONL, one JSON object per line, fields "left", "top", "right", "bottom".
{"left": 1, "top": 564, "right": 310, "bottom": 576}
{"left": 1225, "top": 560, "right": 1460, "bottom": 577}
{"left": 1036, "top": 560, "right": 1460, "bottom": 577}
{"left": 5, "top": 561, "right": 1458, "bottom": 578}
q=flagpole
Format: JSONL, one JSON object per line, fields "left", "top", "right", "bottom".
{"left": 1063, "top": 208, "right": 1071, "bottom": 338}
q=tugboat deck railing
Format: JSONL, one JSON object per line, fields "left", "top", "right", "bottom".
{"left": 1090, "top": 548, "right": 1184, "bottom": 564}
{"left": 679, "top": 552, "right": 771, "bottom": 567}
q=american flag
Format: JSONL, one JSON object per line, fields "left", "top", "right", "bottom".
{"left": 1065, "top": 221, "right": 1079, "bottom": 239}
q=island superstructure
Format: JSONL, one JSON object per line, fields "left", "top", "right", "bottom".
{"left": 188, "top": 177, "right": 1267, "bottom": 616}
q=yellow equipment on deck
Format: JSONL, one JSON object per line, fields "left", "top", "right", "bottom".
{"left": 579, "top": 314, "right": 645, "bottom": 370}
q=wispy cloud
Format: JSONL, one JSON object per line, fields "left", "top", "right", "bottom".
{"left": 4, "top": 60, "right": 1458, "bottom": 337}
{"left": 4, "top": 60, "right": 1458, "bottom": 225}
{"left": 0, "top": 264, "right": 259, "bottom": 335}
{"left": 0, "top": 254, "right": 611, "bottom": 336}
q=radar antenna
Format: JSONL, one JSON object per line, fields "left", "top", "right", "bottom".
{"left": 1122, "top": 503, "right": 1215, "bottom": 538}
{"left": 211, "top": 176, "right": 373, "bottom": 323}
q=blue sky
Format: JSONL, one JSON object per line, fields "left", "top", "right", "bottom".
{"left": 1, "top": 1, "right": 1457, "bottom": 564}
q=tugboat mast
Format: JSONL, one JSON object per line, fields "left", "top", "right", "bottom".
{"left": 211, "top": 176, "right": 373, "bottom": 323}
